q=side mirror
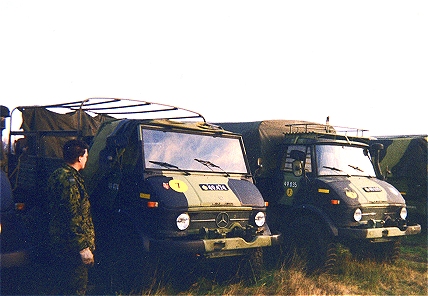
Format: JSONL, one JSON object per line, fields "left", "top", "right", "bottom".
{"left": 370, "top": 142, "right": 385, "bottom": 180}
{"left": 290, "top": 150, "right": 306, "bottom": 177}
{"left": 290, "top": 149, "right": 306, "bottom": 161}
{"left": 255, "top": 157, "right": 263, "bottom": 177}
{"left": 292, "top": 160, "right": 303, "bottom": 177}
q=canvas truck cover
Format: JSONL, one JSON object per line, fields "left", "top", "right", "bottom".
{"left": 82, "top": 119, "right": 142, "bottom": 198}
{"left": 371, "top": 135, "right": 427, "bottom": 199}
{"left": 14, "top": 98, "right": 206, "bottom": 159}
{"left": 218, "top": 120, "right": 331, "bottom": 178}
{"left": 19, "top": 107, "right": 113, "bottom": 157}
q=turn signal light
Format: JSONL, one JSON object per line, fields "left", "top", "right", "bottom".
{"left": 147, "top": 201, "right": 159, "bottom": 208}
{"left": 330, "top": 199, "right": 340, "bottom": 205}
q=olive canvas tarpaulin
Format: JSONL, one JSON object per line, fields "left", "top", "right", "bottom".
{"left": 218, "top": 120, "right": 332, "bottom": 178}
{"left": 370, "top": 135, "right": 427, "bottom": 228}
{"left": 370, "top": 135, "right": 427, "bottom": 200}
{"left": 19, "top": 107, "right": 113, "bottom": 157}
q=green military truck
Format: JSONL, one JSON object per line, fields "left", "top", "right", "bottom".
{"left": 369, "top": 135, "right": 427, "bottom": 231}
{"left": 218, "top": 120, "right": 421, "bottom": 273}
{"left": 5, "top": 99, "right": 280, "bottom": 292}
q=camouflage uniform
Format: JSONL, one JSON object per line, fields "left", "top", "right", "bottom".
{"left": 47, "top": 164, "right": 95, "bottom": 295}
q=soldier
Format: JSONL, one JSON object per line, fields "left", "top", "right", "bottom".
{"left": 47, "top": 139, "right": 95, "bottom": 295}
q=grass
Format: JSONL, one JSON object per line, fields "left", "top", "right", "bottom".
{"left": 136, "top": 233, "right": 427, "bottom": 296}
{"left": 4, "top": 234, "right": 426, "bottom": 295}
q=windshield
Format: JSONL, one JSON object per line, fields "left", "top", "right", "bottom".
{"left": 142, "top": 128, "right": 248, "bottom": 174}
{"left": 316, "top": 145, "right": 376, "bottom": 177}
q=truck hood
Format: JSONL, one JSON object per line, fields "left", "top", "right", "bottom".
{"left": 145, "top": 175, "right": 265, "bottom": 209}
{"left": 321, "top": 176, "right": 405, "bottom": 206}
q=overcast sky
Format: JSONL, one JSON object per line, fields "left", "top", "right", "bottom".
{"left": 1, "top": 1, "right": 427, "bottom": 137}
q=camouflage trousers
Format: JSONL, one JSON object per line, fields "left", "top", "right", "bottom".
{"left": 46, "top": 252, "right": 89, "bottom": 295}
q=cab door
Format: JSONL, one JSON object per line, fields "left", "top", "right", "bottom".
{"left": 279, "top": 145, "right": 312, "bottom": 205}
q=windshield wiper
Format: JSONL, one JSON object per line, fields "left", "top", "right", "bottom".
{"left": 194, "top": 158, "right": 230, "bottom": 177}
{"left": 149, "top": 160, "right": 190, "bottom": 175}
{"left": 348, "top": 164, "right": 364, "bottom": 172}
{"left": 323, "top": 165, "right": 350, "bottom": 177}
{"left": 323, "top": 165, "right": 342, "bottom": 172}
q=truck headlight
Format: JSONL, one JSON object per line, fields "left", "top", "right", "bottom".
{"left": 176, "top": 213, "right": 190, "bottom": 230}
{"left": 354, "top": 208, "right": 362, "bottom": 222}
{"left": 254, "top": 211, "right": 266, "bottom": 227}
{"left": 400, "top": 207, "right": 407, "bottom": 220}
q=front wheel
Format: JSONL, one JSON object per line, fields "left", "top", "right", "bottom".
{"left": 377, "top": 240, "right": 401, "bottom": 263}
{"left": 349, "top": 240, "right": 401, "bottom": 263}
{"left": 239, "top": 247, "right": 263, "bottom": 284}
{"left": 211, "top": 247, "right": 263, "bottom": 285}
{"left": 285, "top": 216, "right": 337, "bottom": 273}
{"left": 95, "top": 216, "right": 157, "bottom": 294}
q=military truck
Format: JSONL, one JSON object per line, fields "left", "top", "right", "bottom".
{"left": 5, "top": 99, "right": 280, "bottom": 292}
{"left": 369, "top": 135, "right": 427, "bottom": 231}
{"left": 218, "top": 120, "right": 421, "bottom": 273}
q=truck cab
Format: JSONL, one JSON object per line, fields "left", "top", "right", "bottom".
{"left": 279, "top": 131, "right": 420, "bottom": 237}
{"left": 86, "top": 118, "right": 281, "bottom": 290}
{"left": 219, "top": 120, "right": 421, "bottom": 273}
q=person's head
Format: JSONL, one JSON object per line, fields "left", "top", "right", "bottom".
{"left": 63, "top": 139, "right": 89, "bottom": 170}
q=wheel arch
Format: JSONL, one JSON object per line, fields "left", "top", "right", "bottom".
{"left": 288, "top": 204, "right": 338, "bottom": 237}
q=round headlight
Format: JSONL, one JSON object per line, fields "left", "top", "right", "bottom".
{"left": 254, "top": 211, "right": 266, "bottom": 227}
{"left": 400, "top": 207, "right": 407, "bottom": 220}
{"left": 176, "top": 213, "right": 190, "bottom": 230}
{"left": 353, "top": 208, "right": 362, "bottom": 222}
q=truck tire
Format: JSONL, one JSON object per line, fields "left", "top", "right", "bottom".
{"left": 104, "top": 216, "right": 156, "bottom": 294}
{"left": 350, "top": 240, "right": 401, "bottom": 263}
{"left": 287, "top": 216, "right": 337, "bottom": 273}
{"left": 212, "top": 247, "right": 263, "bottom": 284}
{"left": 238, "top": 247, "right": 263, "bottom": 284}
{"left": 263, "top": 243, "right": 284, "bottom": 270}
{"left": 376, "top": 240, "right": 401, "bottom": 263}
{"left": 162, "top": 254, "right": 199, "bottom": 291}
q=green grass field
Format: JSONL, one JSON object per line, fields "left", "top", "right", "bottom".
{"left": 139, "top": 234, "right": 427, "bottom": 296}
{"left": 3, "top": 233, "right": 426, "bottom": 295}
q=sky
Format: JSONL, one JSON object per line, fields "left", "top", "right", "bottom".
{"left": 1, "top": 0, "right": 427, "bottom": 138}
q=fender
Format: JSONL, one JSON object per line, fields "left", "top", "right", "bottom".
{"left": 288, "top": 204, "right": 339, "bottom": 237}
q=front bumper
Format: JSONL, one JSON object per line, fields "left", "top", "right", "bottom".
{"left": 338, "top": 224, "right": 421, "bottom": 240}
{"left": 147, "top": 233, "right": 282, "bottom": 258}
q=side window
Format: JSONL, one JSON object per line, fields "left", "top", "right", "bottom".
{"left": 281, "top": 145, "right": 312, "bottom": 174}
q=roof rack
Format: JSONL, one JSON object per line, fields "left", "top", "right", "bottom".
{"left": 283, "top": 123, "right": 332, "bottom": 134}
{"left": 13, "top": 97, "right": 205, "bottom": 122}
{"left": 283, "top": 123, "right": 369, "bottom": 137}
{"left": 7, "top": 98, "right": 206, "bottom": 155}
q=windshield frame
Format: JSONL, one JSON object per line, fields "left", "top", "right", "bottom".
{"left": 315, "top": 143, "right": 376, "bottom": 177}
{"left": 140, "top": 125, "right": 250, "bottom": 175}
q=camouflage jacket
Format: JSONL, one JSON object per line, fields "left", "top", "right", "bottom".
{"left": 48, "top": 164, "right": 95, "bottom": 256}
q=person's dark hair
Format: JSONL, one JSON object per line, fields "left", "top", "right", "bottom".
{"left": 62, "top": 139, "right": 89, "bottom": 164}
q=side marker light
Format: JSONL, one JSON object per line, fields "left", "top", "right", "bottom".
{"left": 147, "top": 201, "right": 159, "bottom": 208}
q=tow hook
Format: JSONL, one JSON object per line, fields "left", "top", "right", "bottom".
{"left": 397, "top": 219, "right": 408, "bottom": 231}
{"left": 214, "top": 240, "right": 226, "bottom": 250}
{"left": 382, "top": 229, "right": 388, "bottom": 237}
